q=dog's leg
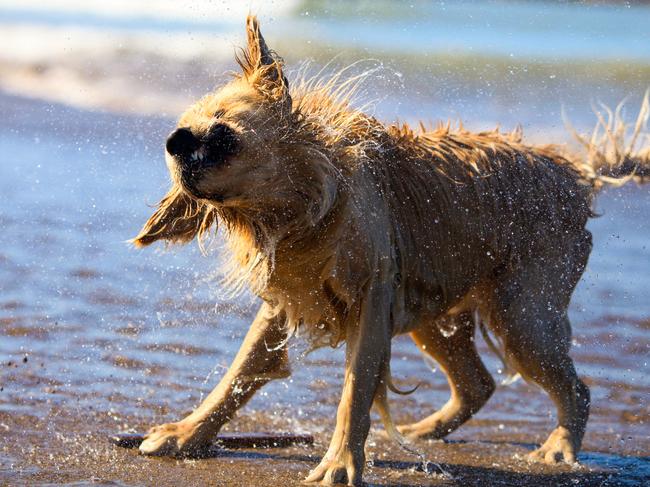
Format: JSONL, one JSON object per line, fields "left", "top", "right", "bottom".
{"left": 305, "top": 281, "right": 391, "bottom": 486}
{"left": 497, "top": 311, "right": 589, "bottom": 465}
{"left": 139, "top": 303, "right": 289, "bottom": 456}
{"left": 398, "top": 311, "right": 495, "bottom": 440}
{"left": 490, "top": 231, "right": 591, "bottom": 464}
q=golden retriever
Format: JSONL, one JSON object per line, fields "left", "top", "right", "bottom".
{"left": 131, "top": 16, "right": 649, "bottom": 485}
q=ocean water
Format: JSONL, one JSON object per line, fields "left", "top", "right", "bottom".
{"left": 0, "top": 1, "right": 649, "bottom": 484}
{"left": 1, "top": 1, "right": 648, "bottom": 61}
{"left": 1, "top": 89, "right": 648, "bottom": 482}
{"left": 0, "top": 0, "right": 649, "bottom": 126}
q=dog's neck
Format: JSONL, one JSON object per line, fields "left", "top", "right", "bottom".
{"left": 214, "top": 190, "right": 339, "bottom": 296}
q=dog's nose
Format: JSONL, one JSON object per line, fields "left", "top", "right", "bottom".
{"left": 166, "top": 127, "right": 199, "bottom": 157}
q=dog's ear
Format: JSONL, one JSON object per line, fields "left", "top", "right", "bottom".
{"left": 131, "top": 186, "right": 217, "bottom": 248}
{"left": 237, "top": 15, "right": 291, "bottom": 108}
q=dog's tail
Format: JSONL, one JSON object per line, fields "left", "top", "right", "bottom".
{"left": 373, "top": 358, "right": 422, "bottom": 457}
{"left": 564, "top": 90, "right": 650, "bottom": 191}
{"left": 373, "top": 364, "right": 452, "bottom": 479}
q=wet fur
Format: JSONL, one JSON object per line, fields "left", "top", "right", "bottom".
{"left": 132, "top": 16, "right": 650, "bottom": 486}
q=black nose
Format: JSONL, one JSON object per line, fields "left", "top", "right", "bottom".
{"left": 166, "top": 127, "right": 199, "bottom": 157}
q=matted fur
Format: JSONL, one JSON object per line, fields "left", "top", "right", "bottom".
{"left": 132, "top": 15, "right": 650, "bottom": 485}
{"left": 567, "top": 89, "right": 650, "bottom": 185}
{"left": 133, "top": 70, "right": 649, "bottom": 344}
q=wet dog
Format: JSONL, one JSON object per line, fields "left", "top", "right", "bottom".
{"left": 132, "top": 16, "right": 649, "bottom": 485}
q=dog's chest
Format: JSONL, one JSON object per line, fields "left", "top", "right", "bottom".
{"left": 261, "top": 248, "right": 346, "bottom": 341}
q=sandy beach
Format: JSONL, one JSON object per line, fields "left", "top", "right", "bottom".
{"left": 1, "top": 1, "right": 649, "bottom": 485}
{"left": 1, "top": 89, "right": 649, "bottom": 486}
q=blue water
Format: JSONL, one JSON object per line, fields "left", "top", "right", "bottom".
{"left": 1, "top": 1, "right": 649, "bottom": 62}
{"left": 0, "top": 6, "right": 236, "bottom": 35}
{"left": 302, "top": 1, "right": 650, "bottom": 62}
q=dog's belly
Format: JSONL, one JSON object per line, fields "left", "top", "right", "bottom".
{"left": 394, "top": 282, "right": 479, "bottom": 335}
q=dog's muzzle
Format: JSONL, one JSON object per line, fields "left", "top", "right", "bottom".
{"left": 166, "top": 124, "right": 240, "bottom": 200}
{"left": 166, "top": 125, "right": 240, "bottom": 164}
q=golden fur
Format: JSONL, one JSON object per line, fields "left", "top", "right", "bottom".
{"left": 132, "top": 16, "right": 649, "bottom": 486}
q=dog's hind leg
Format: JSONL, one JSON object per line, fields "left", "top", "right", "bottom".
{"left": 489, "top": 231, "right": 592, "bottom": 464}
{"left": 139, "top": 302, "right": 290, "bottom": 456}
{"left": 397, "top": 311, "right": 496, "bottom": 440}
{"left": 493, "top": 309, "right": 589, "bottom": 464}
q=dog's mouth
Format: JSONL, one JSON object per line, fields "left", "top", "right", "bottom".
{"left": 166, "top": 124, "right": 241, "bottom": 202}
{"left": 187, "top": 145, "right": 208, "bottom": 165}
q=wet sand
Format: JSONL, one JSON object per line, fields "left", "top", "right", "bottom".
{"left": 0, "top": 89, "right": 649, "bottom": 486}
{"left": 2, "top": 401, "right": 648, "bottom": 486}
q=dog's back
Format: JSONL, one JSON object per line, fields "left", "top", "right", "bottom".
{"left": 341, "top": 122, "right": 593, "bottom": 321}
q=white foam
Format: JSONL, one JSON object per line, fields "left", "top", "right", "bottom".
{"left": 0, "top": 1, "right": 304, "bottom": 113}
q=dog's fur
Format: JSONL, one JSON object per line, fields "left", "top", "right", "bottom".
{"left": 132, "top": 16, "right": 650, "bottom": 485}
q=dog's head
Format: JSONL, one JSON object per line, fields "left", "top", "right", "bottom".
{"left": 166, "top": 16, "right": 292, "bottom": 205}
{"left": 133, "top": 16, "right": 338, "bottom": 249}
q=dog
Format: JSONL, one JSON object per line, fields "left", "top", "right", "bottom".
{"left": 131, "top": 16, "right": 649, "bottom": 485}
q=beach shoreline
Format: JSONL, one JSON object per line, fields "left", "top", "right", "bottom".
{"left": 1, "top": 90, "right": 649, "bottom": 485}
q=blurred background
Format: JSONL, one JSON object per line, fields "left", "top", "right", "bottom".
{"left": 1, "top": 0, "right": 649, "bottom": 129}
{"left": 1, "top": 1, "right": 649, "bottom": 485}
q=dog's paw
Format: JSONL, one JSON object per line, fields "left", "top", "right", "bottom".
{"left": 395, "top": 418, "right": 446, "bottom": 441}
{"left": 139, "top": 421, "right": 208, "bottom": 457}
{"left": 304, "top": 453, "right": 362, "bottom": 486}
{"left": 396, "top": 423, "right": 434, "bottom": 441}
{"left": 528, "top": 426, "right": 578, "bottom": 465}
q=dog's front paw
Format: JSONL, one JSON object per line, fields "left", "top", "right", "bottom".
{"left": 139, "top": 420, "right": 209, "bottom": 457}
{"left": 528, "top": 426, "right": 578, "bottom": 465}
{"left": 304, "top": 452, "right": 362, "bottom": 486}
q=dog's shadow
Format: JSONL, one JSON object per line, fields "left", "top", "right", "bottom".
{"left": 174, "top": 438, "right": 646, "bottom": 486}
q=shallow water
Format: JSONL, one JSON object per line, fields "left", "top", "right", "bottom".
{"left": 0, "top": 85, "right": 649, "bottom": 484}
